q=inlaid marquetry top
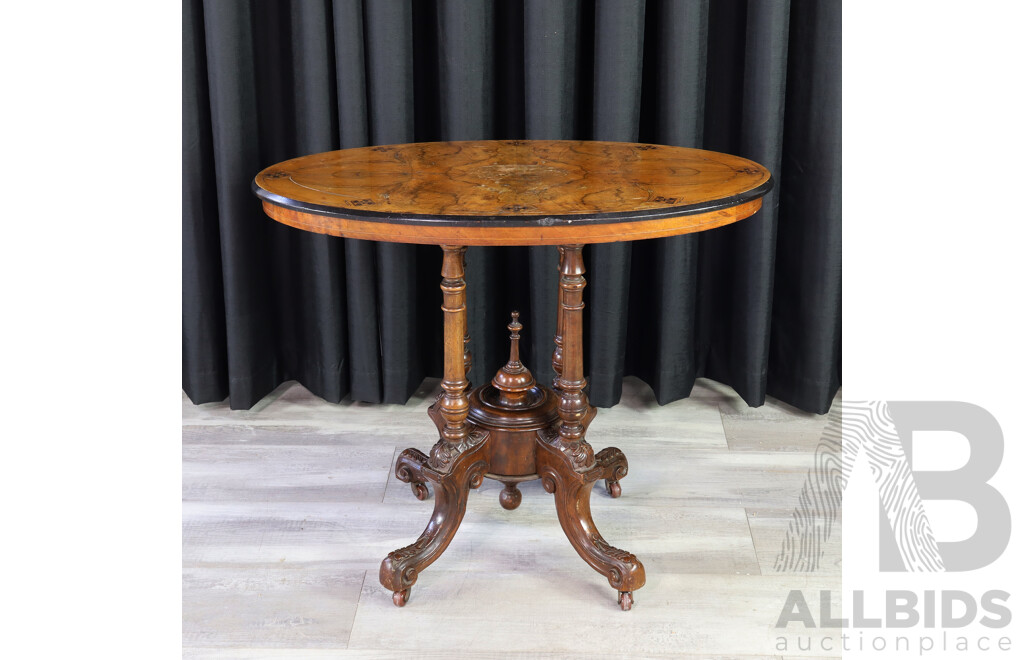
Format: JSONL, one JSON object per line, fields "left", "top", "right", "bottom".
{"left": 253, "top": 140, "right": 772, "bottom": 246}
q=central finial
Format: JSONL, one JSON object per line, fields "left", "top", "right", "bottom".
{"left": 492, "top": 311, "right": 536, "bottom": 397}
{"left": 508, "top": 311, "right": 522, "bottom": 368}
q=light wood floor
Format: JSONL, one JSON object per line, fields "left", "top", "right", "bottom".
{"left": 183, "top": 377, "right": 841, "bottom": 659}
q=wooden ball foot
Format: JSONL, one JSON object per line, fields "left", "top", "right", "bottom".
{"left": 411, "top": 482, "right": 429, "bottom": 501}
{"left": 618, "top": 591, "right": 634, "bottom": 611}
{"left": 606, "top": 479, "right": 622, "bottom": 498}
{"left": 499, "top": 482, "right": 522, "bottom": 510}
{"left": 393, "top": 588, "right": 410, "bottom": 607}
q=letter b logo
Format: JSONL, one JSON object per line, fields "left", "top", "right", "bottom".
{"left": 883, "top": 402, "right": 1010, "bottom": 571}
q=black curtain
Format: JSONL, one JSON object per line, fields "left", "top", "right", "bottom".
{"left": 183, "top": 0, "right": 840, "bottom": 414}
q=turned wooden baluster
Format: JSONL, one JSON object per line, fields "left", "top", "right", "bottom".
{"left": 414, "top": 248, "right": 475, "bottom": 501}
{"left": 462, "top": 248, "right": 473, "bottom": 385}
{"left": 489, "top": 310, "right": 539, "bottom": 511}
{"left": 382, "top": 246, "right": 489, "bottom": 606}
{"left": 429, "top": 245, "right": 485, "bottom": 471}
{"left": 550, "top": 246, "right": 603, "bottom": 470}
{"left": 537, "top": 244, "right": 644, "bottom": 610}
{"left": 551, "top": 245, "right": 594, "bottom": 469}
{"left": 551, "top": 246, "right": 565, "bottom": 384}
{"left": 439, "top": 246, "right": 469, "bottom": 446}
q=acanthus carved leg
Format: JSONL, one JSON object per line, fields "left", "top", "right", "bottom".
{"left": 381, "top": 244, "right": 491, "bottom": 607}
{"left": 379, "top": 440, "right": 489, "bottom": 605}
{"left": 536, "top": 244, "right": 644, "bottom": 607}
{"left": 536, "top": 435, "right": 646, "bottom": 604}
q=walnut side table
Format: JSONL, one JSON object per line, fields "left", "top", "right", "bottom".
{"left": 253, "top": 140, "right": 772, "bottom": 611}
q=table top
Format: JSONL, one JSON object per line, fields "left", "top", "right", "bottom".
{"left": 253, "top": 140, "right": 771, "bottom": 246}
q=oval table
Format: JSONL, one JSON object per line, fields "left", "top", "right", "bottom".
{"left": 253, "top": 140, "right": 772, "bottom": 611}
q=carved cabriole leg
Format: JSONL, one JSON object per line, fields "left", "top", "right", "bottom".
{"left": 380, "top": 443, "right": 489, "bottom": 606}
{"left": 430, "top": 246, "right": 487, "bottom": 472}
{"left": 539, "top": 245, "right": 643, "bottom": 607}
{"left": 536, "top": 440, "right": 646, "bottom": 601}
{"left": 382, "top": 245, "right": 490, "bottom": 605}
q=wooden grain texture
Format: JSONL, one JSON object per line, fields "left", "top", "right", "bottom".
{"left": 255, "top": 140, "right": 770, "bottom": 219}
{"left": 253, "top": 140, "right": 771, "bottom": 245}
{"left": 261, "top": 197, "right": 763, "bottom": 246}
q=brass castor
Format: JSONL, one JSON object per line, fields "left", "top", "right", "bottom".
{"left": 393, "top": 588, "right": 410, "bottom": 607}
{"left": 499, "top": 482, "right": 522, "bottom": 510}
{"left": 411, "top": 482, "right": 429, "bottom": 501}
{"left": 606, "top": 479, "right": 622, "bottom": 498}
{"left": 618, "top": 591, "right": 634, "bottom": 611}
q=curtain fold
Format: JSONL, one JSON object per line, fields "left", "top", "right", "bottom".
{"left": 585, "top": 0, "right": 647, "bottom": 406}
{"left": 700, "top": 0, "right": 791, "bottom": 405}
{"left": 523, "top": 0, "right": 579, "bottom": 390}
{"left": 199, "top": 0, "right": 279, "bottom": 409}
{"left": 331, "top": 0, "right": 379, "bottom": 403}
{"left": 364, "top": 0, "right": 423, "bottom": 403}
{"left": 183, "top": 0, "right": 228, "bottom": 403}
{"left": 769, "top": 0, "right": 842, "bottom": 413}
{"left": 183, "top": 0, "right": 842, "bottom": 415}
{"left": 626, "top": 0, "right": 708, "bottom": 403}
{"left": 437, "top": 0, "right": 504, "bottom": 385}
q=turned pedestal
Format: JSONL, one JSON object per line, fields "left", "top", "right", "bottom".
{"left": 380, "top": 245, "right": 643, "bottom": 610}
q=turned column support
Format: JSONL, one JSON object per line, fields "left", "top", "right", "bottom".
{"left": 429, "top": 246, "right": 486, "bottom": 473}
{"left": 462, "top": 248, "right": 473, "bottom": 384}
{"left": 551, "top": 246, "right": 565, "bottom": 384}
{"left": 549, "top": 245, "right": 595, "bottom": 471}
{"left": 439, "top": 245, "right": 469, "bottom": 444}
